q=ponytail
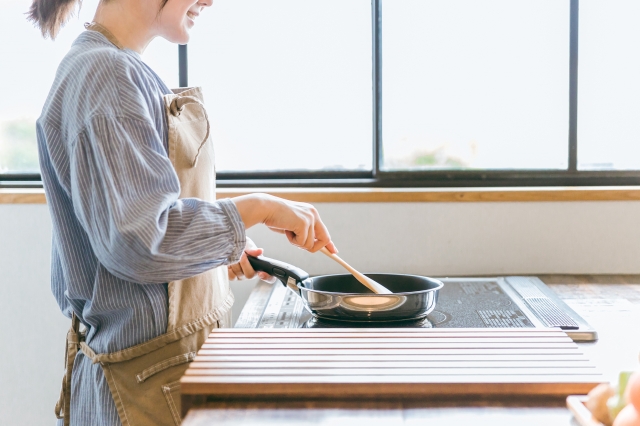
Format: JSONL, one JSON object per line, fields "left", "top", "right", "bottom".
{"left": 27, "top": 0, "right": 81, "bottom": 39}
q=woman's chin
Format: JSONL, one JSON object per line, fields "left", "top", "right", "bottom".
{"left": 162, "top": 28, "right": 190, "bottom": 45}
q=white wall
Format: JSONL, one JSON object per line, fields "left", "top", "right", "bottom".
{"left": 248, "top": 201, "right": 640, "bottom": 276}
{"left": 2, "top": 200, "right": 640, "bottom": 425}
{"left": 1, "top": 204, "right": 63, "bottom": 426}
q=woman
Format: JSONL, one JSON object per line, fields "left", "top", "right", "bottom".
{"left": 28, "top": 0, "right": 337, "bottom": 424}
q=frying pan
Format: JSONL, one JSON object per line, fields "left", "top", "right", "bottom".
{"left": 247, "top": 255, "right": 443, "bottom": 322}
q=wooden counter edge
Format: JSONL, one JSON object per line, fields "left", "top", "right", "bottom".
{"left": 180, "top": 381, "right": 600, "bottom": 417}
{"left": 180, "top": 381, "right": 601, "bottom": 397}
{"left": 6, "top": 187, "right": 640, "bottom": 204}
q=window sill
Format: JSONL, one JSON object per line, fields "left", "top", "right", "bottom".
{"left": 4, "top": 186, "right": 640, "bottom": 204}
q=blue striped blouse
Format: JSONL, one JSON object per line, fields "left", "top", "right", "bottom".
{"left": 37, "top": 30, "right": 246, "bottom": 425}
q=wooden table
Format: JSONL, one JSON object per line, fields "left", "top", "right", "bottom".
{"left": 182, "top": 275, "right": 640, "bottom": 426}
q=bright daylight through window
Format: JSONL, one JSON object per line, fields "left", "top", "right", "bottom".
{"left": 382, "top": 0, "right": 569, "bottom": 170}
{"left": 578, "top": 0, "right": 640, "bottom": 170}
{"left": 189, "top": 0, "right": 373, "bottom": 172}
{"left": 2, "top": 0, "right": 640, "bottom": 181}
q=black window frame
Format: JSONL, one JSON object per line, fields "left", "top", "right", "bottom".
{"left": 4, "top": 0, "right": 640, "bottom": 189}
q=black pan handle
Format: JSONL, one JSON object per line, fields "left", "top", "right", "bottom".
{"left": 247, "top": 255, "right": 310, "bottom": 292}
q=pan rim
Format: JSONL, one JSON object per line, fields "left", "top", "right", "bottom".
{"left": 298, "top": 273, "right": 444, "bottom": 296}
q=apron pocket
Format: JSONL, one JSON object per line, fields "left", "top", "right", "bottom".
{"left": 136, "top": 351, "right": 196, "bottom": 383}
{"left": 162, "top": 380, "right": 182, "bottom": 426}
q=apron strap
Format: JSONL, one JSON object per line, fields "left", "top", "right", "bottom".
{"left": 84, "top": 22, "right": 125, "bottom": 50}
{"left": 55, "top": 313, "right": 83, "bottom": 426}
{"left": 168, "top": 96, "right": 211, "bottom": 167}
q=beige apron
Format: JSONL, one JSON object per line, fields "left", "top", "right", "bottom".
{"left": 54, "top": 23, "right": 233, "bottom": 426}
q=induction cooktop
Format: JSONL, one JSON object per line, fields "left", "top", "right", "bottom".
{"left": 234, "top": 276, "right": 597, "bottom": 342}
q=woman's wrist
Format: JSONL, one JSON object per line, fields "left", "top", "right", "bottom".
{"left": 231, "top": 193, "right": 270, "bottom": 229}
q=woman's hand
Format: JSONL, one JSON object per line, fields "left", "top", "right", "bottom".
{"left": 228, "top": 238, "right": 276, "bottom": 282}
{"left": 232, "top": 194, "right": 338, "bottom": 254}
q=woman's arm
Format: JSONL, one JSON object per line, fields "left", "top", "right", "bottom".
{"left": 227, "top": 195, "right": 338, "bottom": 281}
{"left": 232, "top": 193, "right": 337, "bottom": 253}
{"left": 70, "top": 114, "right": 246, "bottom": 284}
{"left": 70, "top": 115, "right": 336, "bottom": 285}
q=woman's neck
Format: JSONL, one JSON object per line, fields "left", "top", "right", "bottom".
{"left": 92, "top": 0, "right": 157, "bottom": 54}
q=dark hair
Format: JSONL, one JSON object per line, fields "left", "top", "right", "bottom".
{"left": 28, "top": 0, "right": 170, "bottom": 40}
{"left": 27, "top": 0, "right": 82, "bottom": 39}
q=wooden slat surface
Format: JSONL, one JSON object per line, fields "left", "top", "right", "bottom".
{"left": 209, "top": 328, "right": 576, "bottom": 335}
{"left": 190, "top": 360, "right": 591, "bottom": 368}
{"left": 204, "top": 336, "right": 574, "bottom": 343}
{"left": 183, "top": 375, "right": 601, "bottom": 383}
{"left": 198, "top": 348, "right": 585, "bottom": 356}
{"left": 185, "top": 367, "right": 599, "bottom": 376}
{"left": 181, "top": 328, "right": 603, "bottom": 399}
{"left": 194, "top": 354, "right": 590, "bottom": 362}
{"left": 203, "top": 339, "right": 574, "bottom": 350}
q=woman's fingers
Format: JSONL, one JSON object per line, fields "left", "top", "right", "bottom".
{"left": 285, "top": 212, "right": 333, "bottom": 252}
{"left": 258, "top": 271, "right": 278, "bottom": 284}
{"left": 244, "top": 247, "right": 263, "bottom": 256}
{"left": 285, "top": 205, "right": 315, "bottom": 250}
{"left": 228, "top": 261, "right": 244, "bottom": 280}
{"left": 309, "top": 214, "right": 332, "bottom": 253}
{"left": 228, "top": 238, "right": 266, "bottom": 281}
{"left": 295, "top": 222, "right": 312, "bottom": 249}
{"left": 256, "top": 195, "right": 336, "bottom": 254}
{"left": 238, "top": 244, "right": 276, "bottom": 282}
{"left": 305, "top": 223, "right": 316, "bottom": 250}
{"left": 324, "top": 241, "right": 338, "bottom": 254}
{"left": 239, "top": 247, "right": 263, "bottom": 279}
{"left": 285, "top": 226, "right": 312, "bottom": 250}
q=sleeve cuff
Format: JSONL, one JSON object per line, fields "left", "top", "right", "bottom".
{"left": 218, "top": 198, "right": 246, "bottom": 264}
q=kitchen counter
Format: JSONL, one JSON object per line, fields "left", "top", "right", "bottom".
{"left": 181, "top": 275, "right": 640, "bottom": 426}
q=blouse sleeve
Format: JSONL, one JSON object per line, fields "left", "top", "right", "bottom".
{"left": 69, "top": 113, "right": 246, "bottom": 284}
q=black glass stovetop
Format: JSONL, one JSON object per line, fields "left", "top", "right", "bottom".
{"left": 301, "top": 280, "right": 533, "bottom": 328}
{"left": 234, "top": 276, "right": 597, "bottom": 341}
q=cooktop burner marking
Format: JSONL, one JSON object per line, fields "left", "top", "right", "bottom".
{"left": 460, "top": 282, "right": 501, "bottom": 295}
{"left": 476, "top": 309, "right": 533, "bottom": 328}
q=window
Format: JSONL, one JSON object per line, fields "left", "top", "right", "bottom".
{"left": 3, "top": 0, "right": 640, "bottom": 187}
{"left": 189, "top": 0, "right": 372, "bottom": 173}
{"left": 382, "top": 0, "right": 569, "bottom": 170}
{"left": 578, "top": 0, "right": 640, "bottom": 170}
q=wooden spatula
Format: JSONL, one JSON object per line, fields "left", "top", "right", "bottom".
{"left": 320, "top": 247, "right": 392, "bottom": 294}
